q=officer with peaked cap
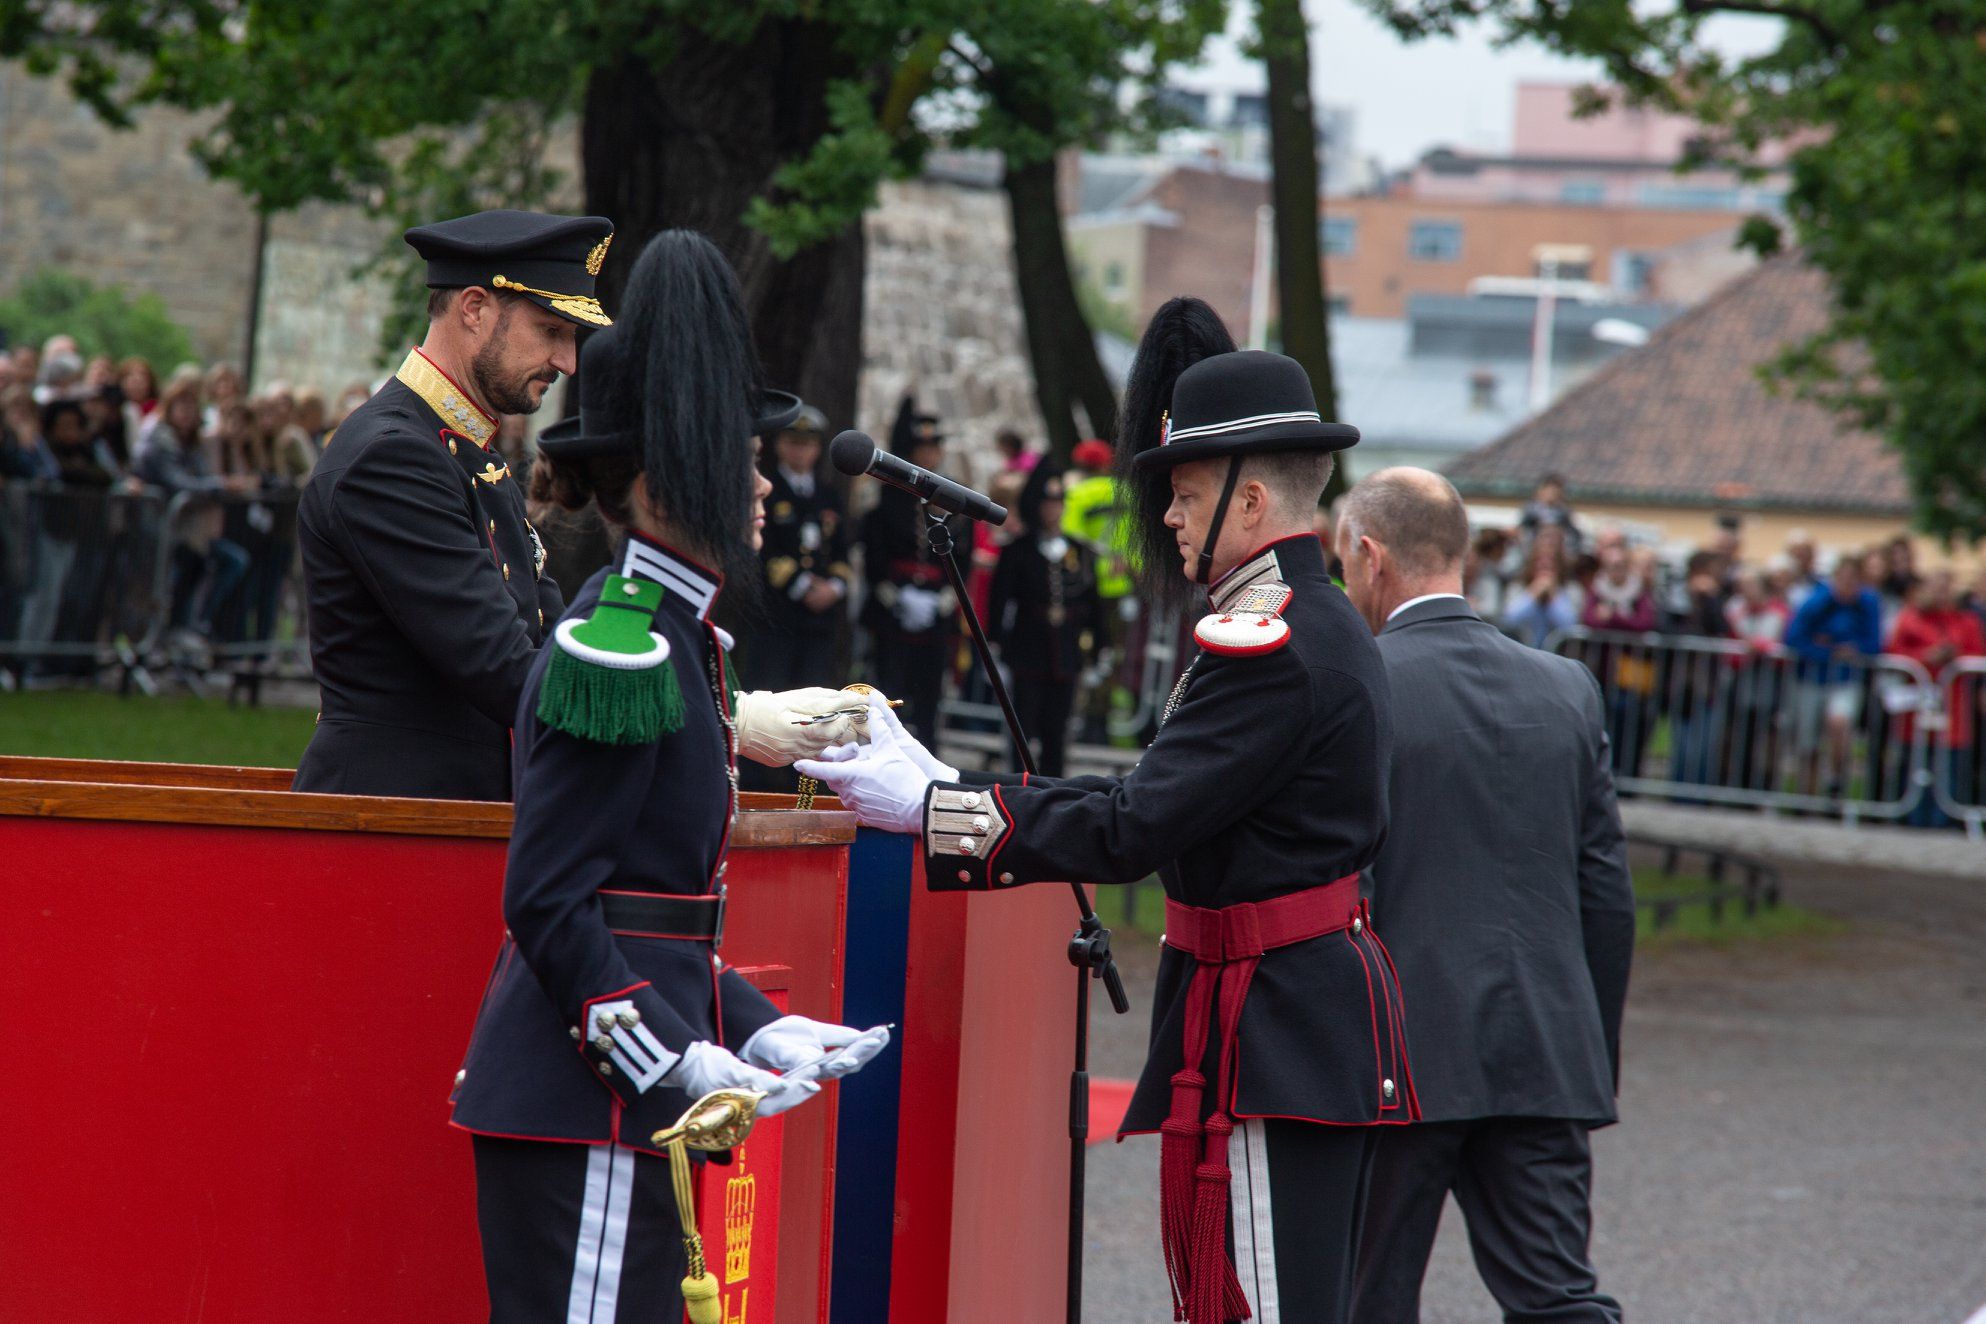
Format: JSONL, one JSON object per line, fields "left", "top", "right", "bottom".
{"left": 292, "top": 209, "right": 608, "bottom": 800}
{"left": 799, "top": 297, "right": 1418, "bottom": 1324}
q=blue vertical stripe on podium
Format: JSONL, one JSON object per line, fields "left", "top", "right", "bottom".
{"left": 830, "top": 828, "right": 914, "bottom": 1322}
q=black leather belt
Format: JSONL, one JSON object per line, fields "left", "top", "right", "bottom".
{"left": 598, "top": 887, "right": 725, "bottom": 945}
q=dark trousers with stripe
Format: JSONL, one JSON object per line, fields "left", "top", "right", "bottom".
{"left": 1223, "top": 1119, "right": 1378, "bottom": 1324}
{"left": 472, "top": 1135, "right": 687, "bottom": 1324}
{"left": 1350, "top": 1118, "right": 1622, "bottom": 1324}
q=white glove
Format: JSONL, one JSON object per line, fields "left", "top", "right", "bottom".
{"left": 897, "top": 585, "right": 940, "bottom": 632}
{"left": 739, "top": 1016, "right": 891, "bottom": 1081}
{"left": 733, "top": 687, "right": 870, "bottom": 767}
{"left": 864, "top": 693, "right": 958, "bottom": 781}
{"left": 795, "top": 697, "right": 939, "bottom": 834}
{"left": 667, "top": 1040, "right": 820, "bottom": 1119}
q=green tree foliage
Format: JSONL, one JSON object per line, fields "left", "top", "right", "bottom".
{"left": 1360, "top": 0, "right": 1986, "bottom": 541}
{"left": 0, "top": 269, "right": 198, "bottom": 369}
{"left": 8, "top": 2, "right": 1226, "bottom": 441}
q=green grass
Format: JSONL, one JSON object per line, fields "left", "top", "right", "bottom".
{"left": 0, "top": 691, "right": 315, "bottom": 768}
{"left": 1091, "top": 868, "right": 1843, "bottom": 951}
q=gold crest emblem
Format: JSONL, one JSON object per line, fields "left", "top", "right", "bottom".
{"left": 478, "top": 461, "right": 509, "bottom": 485}
{"left": 585, "top": 233, "right": 612, "bottom": 277}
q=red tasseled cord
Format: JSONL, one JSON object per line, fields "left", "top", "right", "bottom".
{"left": 1160, "top": 1068, "right": 1207, "bottom": 1319}
{"left": 1187, "top": 1113, "right": 1250, "bottom": 1323}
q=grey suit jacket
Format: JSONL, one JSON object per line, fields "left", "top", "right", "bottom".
{"left": 1371, "top": 596, "right": 1635, "bottom": 1125}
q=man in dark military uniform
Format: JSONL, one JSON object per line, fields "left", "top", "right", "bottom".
{"left": 988, "top": 463, "right": 1101, "bottom": 776}
{"left": 753, "top": 404, "right": 852, "bottom": 692}
{"left": 801, "top": 306, "right": 1418, "bottom": 1324}
{"left": 293, "top": 210, "right": 611, "bottom": 800}
{"left": 858, "top": 393, "right": 958, "bottom": 742}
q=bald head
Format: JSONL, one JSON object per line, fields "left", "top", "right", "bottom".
{"left": 1342, "top": 468, "right": 1469, "bottom": 575}
{"left": 1336, "top": 467, "right": 1470, "bottom": 632}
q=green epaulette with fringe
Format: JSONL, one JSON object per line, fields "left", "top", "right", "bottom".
{"left": 537, "top": 574, "right": 685, "bottom": 744}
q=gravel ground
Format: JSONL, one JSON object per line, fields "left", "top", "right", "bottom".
{"left": 1080, "top": 850, "right": 1986, "bottom": 1323}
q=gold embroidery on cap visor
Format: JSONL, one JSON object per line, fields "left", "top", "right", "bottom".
{"left": 585, "top": 234, "right": 612, "bottom": 276}
{"left": 491, "top": 274, "right": 613, "bottom": 327}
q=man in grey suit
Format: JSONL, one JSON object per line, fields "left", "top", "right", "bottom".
{"left": 1337, "top": 468, "right": 1635, "bottom": 1323}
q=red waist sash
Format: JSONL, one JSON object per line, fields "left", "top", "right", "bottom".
{"left": 1158, "top": 875, "right": 1363, "bottom": 1324}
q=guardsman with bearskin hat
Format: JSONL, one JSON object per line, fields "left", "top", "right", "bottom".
{"left": 799, "top": 297, "right": 1418, "bottom": 1324}
{"left": 448, "top": 231, "right": 889, "bottom": 1323}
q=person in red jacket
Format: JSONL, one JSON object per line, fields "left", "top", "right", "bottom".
{"left": 1888, "top": 568, "right": 1986, "bottom": 827}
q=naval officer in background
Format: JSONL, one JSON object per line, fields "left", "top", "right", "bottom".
{"left": 1335, "top": 467, "right": 1634, "bottom": 1324}
{"left": 292, "top": 210, "right": 607, "bottom": 800}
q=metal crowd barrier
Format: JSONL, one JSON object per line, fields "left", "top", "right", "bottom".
{"left": 1929, "top": 658, "right": 1985, "bottom": 840}
{"left": 0, "top": 481, "right": 305, "bottom": 694}
{"left": 1546, "top": 627, "right": 1948, "bottom": 825}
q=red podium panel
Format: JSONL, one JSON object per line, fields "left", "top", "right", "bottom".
{"left": 0, "top": 760, "right": 851, "bottom": 1324}
{"left": 888, "top": 857, "right": 1079, "bottom": 1324}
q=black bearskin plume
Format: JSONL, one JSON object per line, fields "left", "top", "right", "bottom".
{"left": 1115, "top": 296, "right": 1238, "bottom": 608}
{"left": 614, "top": 230, "right": 767, "bottom": 585}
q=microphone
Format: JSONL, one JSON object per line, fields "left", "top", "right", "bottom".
{"left": 829, "top": 430, "right": 1008, "bottom": 524}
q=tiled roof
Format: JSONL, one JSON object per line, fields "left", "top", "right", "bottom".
{"left": 1444, "top": 257, "right": 1911, "bottom": 514}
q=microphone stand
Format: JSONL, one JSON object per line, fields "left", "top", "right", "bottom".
{"left": 921, "top": 507, "right": 1129, "bottom": 1324}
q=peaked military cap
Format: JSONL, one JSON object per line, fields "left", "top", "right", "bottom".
{"left": 405, "top": 209, "right": 615, "bottom": 328}
{"left": 1132, "top": 349, "right": 1358, "bottom": 471}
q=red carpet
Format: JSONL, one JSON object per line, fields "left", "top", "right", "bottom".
{"left": 1088, "top": 1077, "right": 1137, "bottom": 1144}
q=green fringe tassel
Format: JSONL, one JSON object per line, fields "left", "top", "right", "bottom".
{"left": 537, "top": 647, "right": 685, "bottom": 744}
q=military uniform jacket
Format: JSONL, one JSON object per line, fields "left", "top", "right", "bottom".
{"left": 759, "top": 466, "right": 852, "bottom": 637}
{"left": 924, "top": 534, "right": 1410, "bottom": 1129}
{"left": 988, "top": 534, "right": 1102, "bottom": 683}
{"left": 450, "top": 534, "right": 784, "bottom": 1155}
{"left": 293, "top": 350, "right": 562, "bottom": 801}
{"left": 858, "top": 489, "right": 957, "bottom": 642}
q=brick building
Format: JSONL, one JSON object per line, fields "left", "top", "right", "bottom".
{"left": 1068, "top": 157, "right": 1747, "bottom": 330}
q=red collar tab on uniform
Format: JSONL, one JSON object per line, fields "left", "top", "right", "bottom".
{"left": 622, "top": 533, "right": 721, "bottom": 621}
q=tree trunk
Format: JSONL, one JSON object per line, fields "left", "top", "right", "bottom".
{"left": 1004, "top": 152, "right": 1119, "bottom": 461}
{"left": 580, "top": 20, "right": 866, "bottom": 431}
{"left": 1260, "top": 0, "right": 1344, "bottom": 503}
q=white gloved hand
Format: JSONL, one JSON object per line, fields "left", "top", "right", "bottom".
{"left": 667, "top": 1040, "right": 821, "bottom": 1119}
{"left": 795, "top": 697, "right": 939, "bottom": 835}
{"left": 733, "top": 687, "right": 871, "bottom": 767}
{"left": 739, "top": 1016, "right": 892, "bottom": 1081}
{"left": 897, "top": 585, "right": 940, "bottom": 633}
{"left": 867, "top": 693, "right": 958, "bottom": 781}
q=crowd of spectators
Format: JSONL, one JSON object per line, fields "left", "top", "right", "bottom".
{"left": 0, "top": 334, "right": 371, "bottom": 683}
{"left": 1456, "top": 475, "right": 1986, "bottom": 826}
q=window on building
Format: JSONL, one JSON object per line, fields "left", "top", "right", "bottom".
{"left": 1230, "top": 93, "right": 1269, "bottom": 129}
{"left": 1157, "top": 87, "right": 1209, "bottom": 129}
{"left": 1535, "top": 257, "right": 1592, "bottom": 282}
{"left": 1559, "top": 180, "right": 1606, "bottom": 206}
{"left": 1611, "top": 250, "right": 1655, "bottom": 296}
{"left": 1102, "top": 261, "right": 1126, "bottom": 295}
{"left": 1327, "top": 294, "right": 1351, "bottom": 316}
{"left": 1408, "top": 221, "right": 1464, "bottom": 262}
{"left": 1637, "top": 183, "right": 1741, "bottom": 211}
{"left": 1320, "top": 216, "right": 1357, "bottom": 257}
